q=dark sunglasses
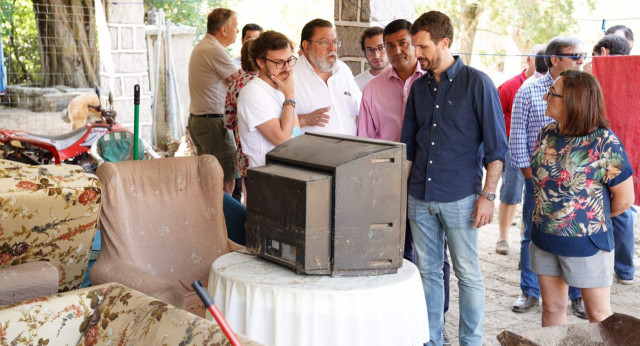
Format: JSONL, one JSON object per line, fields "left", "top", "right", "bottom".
{"left": 561, "top": 52, "right": 587, "bottom": 61}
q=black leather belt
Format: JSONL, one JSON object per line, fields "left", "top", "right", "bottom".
{"left": 191, "top": 113, "right": 223, "bottom": 118}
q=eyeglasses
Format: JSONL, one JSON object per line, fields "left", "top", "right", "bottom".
{"left": 364, "top": 45, "right": 385, "bottom": 56}
{"left": 546, "top": 90, "right": 563, "bottom": 99}
{"left": 263, "top": 56, "right": 298, "bottom": 69}
{"left": 385, "top": 40, "right": 411, "bottom": 50}
{"left": 309, "top": 40, "right": 341, "bottom": 48}
{"left": 560, "top": 52, "right": 587, "bottom": 61}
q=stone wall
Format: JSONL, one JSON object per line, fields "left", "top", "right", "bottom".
{"left": 335, "top": 0, "right": 416, "bottom": 76}
{"left": 5, "top": 86, "right": 94, "bottom": 112}
{"left": 103, "top": 0, "right": 153, "bottom": 140}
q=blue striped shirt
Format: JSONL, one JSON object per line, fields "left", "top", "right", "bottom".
{"left": 508, "top": 73, "right": 554, "bottom": 169}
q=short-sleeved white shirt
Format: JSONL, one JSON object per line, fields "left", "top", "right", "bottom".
{"left": 293, "top": 55, "right": 361, "bottom": 136}
{"left": 188, "top": 34, "right": 238, "bottom": 115}
{"left": 237, "top": 78, "right": 285, "bottom": 168}
{"left": 354, "top": 69, "right": 375, "bottom": 91}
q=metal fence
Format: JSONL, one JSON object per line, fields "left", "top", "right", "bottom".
{"left": 1, "top": 0, "right": 103, "bottom": 135}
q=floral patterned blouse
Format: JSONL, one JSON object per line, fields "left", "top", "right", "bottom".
{"left": 224, "top": 72, "right": 258, "bottom": 177}
{"left": 531, "top": 122, "right": 633, "bottom": 257}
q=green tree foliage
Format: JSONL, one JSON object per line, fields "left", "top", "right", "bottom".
{"left": 415, "top": 0, "right": 594, "bottom": 57}
{"left": 0, "top": 0, "right": 41, "bottom": 85}
{"left": 144, "top": 0, "right": 228, "bottom": 40}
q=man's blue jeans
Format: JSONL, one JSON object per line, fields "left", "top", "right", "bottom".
{"left": 405, "top": 220, "right": 451, "bottom": 317}
{"left": 613, "top": 207, "right": 637, "bottom": 280}
{"left": 521, "top": 178, "right": 580, "bottom": 300}
{"left": 408, "top": 194, "right": 484, "bottom": 346}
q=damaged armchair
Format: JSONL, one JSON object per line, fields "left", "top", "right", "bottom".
{"left": 90, "top": 155, "right": 242, "bottom": 316}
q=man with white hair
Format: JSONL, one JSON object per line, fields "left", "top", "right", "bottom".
{"left": 293, "top": 19, "right": 361, "bottom": 136}
{"left": 188, "top": 8, "right": 241, "bottom": 195}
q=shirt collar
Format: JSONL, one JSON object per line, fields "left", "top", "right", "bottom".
{"left": 443, "top": 56, "right": 464, "bottom": 80}
{"left": 426, "top": 55, "right": 464, "bottom": 81}
{"left": 519, "top": 69, "right": 528, "bottom": 82}
{"left": 206, "top": 33, "right": 224, "bottom": 49}
{"left": 388, "top": 62, "right": 425, "bottom": 81}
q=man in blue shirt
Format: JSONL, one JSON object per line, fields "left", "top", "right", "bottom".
{"left": 402, "top": 11, "right": 507, "bottom": 345}
{"left": 509, "top": 36, "right": 588, "bottom": 318}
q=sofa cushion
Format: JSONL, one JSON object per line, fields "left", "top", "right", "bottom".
{"left": 77, "top": 284, "right": 254, "bottom": 345}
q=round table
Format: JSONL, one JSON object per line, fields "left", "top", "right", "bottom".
{"left": 208, "top": 252, "right": 429, "bottom": 346}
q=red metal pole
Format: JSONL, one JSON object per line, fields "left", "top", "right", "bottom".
{"left": 192, "top": 280, "right": 242, "bottom": 346}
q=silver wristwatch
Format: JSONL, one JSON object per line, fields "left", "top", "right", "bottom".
{"left": 481, "top": 191, "right": 496, "bottom": 201}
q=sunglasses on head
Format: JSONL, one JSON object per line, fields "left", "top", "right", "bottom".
{"left": 561, "top": 52, "right": 587, "bottom": 61}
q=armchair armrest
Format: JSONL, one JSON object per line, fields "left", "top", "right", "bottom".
{"left": 0, "top": 261, "right": 59, "bottom": 305}
{"left": 228, "top": 239, "right": 246, "bottom": 253}
{"left": 90, "top": 256, "right": 184, "bottom": 308}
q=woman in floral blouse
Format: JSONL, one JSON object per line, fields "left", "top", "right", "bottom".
{"left": 530, "top": 70, "right": 634, "bottom": 326}
{"left": 224, "top": 39, "right": 258, "bottom": 202}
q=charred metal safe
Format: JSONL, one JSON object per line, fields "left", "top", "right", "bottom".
{"left": 245, "top": 133, "right": 407, "bottom": 277}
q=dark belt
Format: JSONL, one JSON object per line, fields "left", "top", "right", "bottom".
{"left": 191, "top": 113, "right": 223, "bottom": 118}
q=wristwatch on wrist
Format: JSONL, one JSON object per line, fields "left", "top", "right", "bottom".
{"left": 481, "top": 191, "right": 496, "bottom": 201}
{"left": 283, "top": 99, "right": 296, "bottom": 109}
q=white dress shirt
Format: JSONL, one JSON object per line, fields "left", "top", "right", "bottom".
{"left": 293, "top": 55, "right": 362, "bottom": 136}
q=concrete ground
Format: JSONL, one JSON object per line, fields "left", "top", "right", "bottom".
{"left": 2, "top": 106, "right": 639, "bottom": 345}
{"left": 444, "top": 205, "right": 640, "bottom": 345}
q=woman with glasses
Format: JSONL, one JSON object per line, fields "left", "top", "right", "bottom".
{"left": 530, "top": 69, "right": 634, "bottom": 326}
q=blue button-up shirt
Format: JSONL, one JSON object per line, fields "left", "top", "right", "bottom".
{"left": 508, "top": 72, "right": 554, "bottom": 169}
{"left": 401, "top": 57, "right": 508, "bottom": 202}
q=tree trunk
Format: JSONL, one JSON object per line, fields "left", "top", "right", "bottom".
{"left": 457, "top": 2, "right": 484, "bottom": 65}
{"left": 32, "top": 0, "right": 97, "bottom": 87}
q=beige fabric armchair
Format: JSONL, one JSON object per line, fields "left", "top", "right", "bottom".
{"left": 91, "top": 155, "right": 242, "bottom": 316}
{"left": 0, "top": 160, "right": 102, "bottom": 305}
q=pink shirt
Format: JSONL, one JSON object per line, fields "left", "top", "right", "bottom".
{"left": 357, "top": 63, "right": 425, "bottom": 141}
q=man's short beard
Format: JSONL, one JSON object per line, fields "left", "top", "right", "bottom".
{"left": 420, "top": 52, "right": 441, "bottom": 72}
{"left": 310, "top": 51, "right": 338, "bottom": 73}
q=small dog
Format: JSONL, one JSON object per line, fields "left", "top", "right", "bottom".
{"left": 61, "top": 92, "right": 103, "bottom": 130}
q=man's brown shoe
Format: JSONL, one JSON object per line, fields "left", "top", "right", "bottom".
{"left": 512, "top": 293, "right": 539, "bottom": 313}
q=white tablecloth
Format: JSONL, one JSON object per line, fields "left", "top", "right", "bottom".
{"left": 208, "top": 252, "right": 429, "bottom": 346}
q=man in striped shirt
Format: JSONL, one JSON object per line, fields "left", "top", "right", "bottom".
{"left": 509, "top": 36, "right": 588, "bottom": 318}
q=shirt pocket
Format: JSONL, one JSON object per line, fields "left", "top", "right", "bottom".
{"left": 444, "top": 99, "right": 476, "bottom": 132}
{"left": 334, "top": 90, "right": 357, "bottom": 118}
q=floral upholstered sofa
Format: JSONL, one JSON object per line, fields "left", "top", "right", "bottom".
{"left": 0, "top": 282, "right": 264, "bottom": 345}
{"left": 0, "top": 160, "right": 101, "bottom": 304}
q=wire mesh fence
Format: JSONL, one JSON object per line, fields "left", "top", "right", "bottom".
{"left": 1, "top": 0, "right": 102, "bottom": 135}
{"left": 0, "top": 0, "right": 225, "bottom": 137}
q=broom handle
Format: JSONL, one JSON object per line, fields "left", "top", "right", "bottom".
{"left": 192, "top": 280, "right": 242, "bottom": 346}
{"left": 133, "top": 84, "right": 140, "bottom": 160}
